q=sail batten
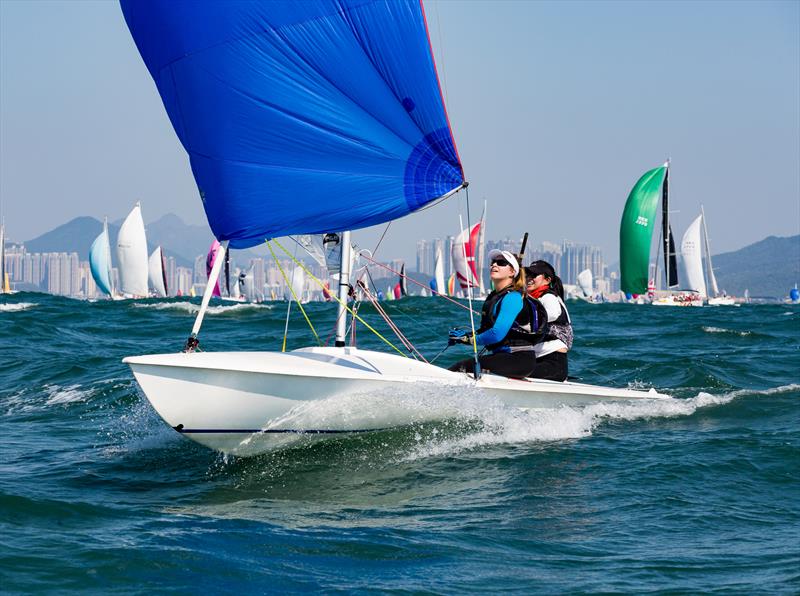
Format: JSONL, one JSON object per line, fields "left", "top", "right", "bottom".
{"left": 121, "top": 0, "right": 465, "bottom": 248}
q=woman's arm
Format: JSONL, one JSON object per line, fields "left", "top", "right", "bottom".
{"left": 475, "top": 292, "right": 522, "bottom": 345}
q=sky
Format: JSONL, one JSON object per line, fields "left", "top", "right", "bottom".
{"left": 1, "top": 0, "right": 798, "bottom": 266}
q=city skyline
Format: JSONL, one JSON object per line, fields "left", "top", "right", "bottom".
{"left": 1, "top": 1, "right": 797, "bottom": 267}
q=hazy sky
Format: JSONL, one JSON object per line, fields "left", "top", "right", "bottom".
{"left": 1, "top": 0, "right": 798, "bottom": 265}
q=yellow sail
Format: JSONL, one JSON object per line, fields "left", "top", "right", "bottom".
{"left": 189, "top": 286, "right": 196, "bottom": 297}
{"left": 3, "top": 272, "right": 10, "bottom": 293}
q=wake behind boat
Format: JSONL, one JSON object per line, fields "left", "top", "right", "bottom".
{"left": 120, "top": 0, "right": 669, "bottom": 457}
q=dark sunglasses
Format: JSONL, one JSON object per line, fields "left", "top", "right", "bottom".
{"left": 491, "top": 258, "right": 510, "bottom": 267}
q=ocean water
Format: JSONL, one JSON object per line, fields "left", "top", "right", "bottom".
{"left": 1, "top": 293, "right": 798, "bottom": 593}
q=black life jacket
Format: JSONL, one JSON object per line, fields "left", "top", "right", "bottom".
{"left": 478, "top": 287, "right": 549, "bottom": 352}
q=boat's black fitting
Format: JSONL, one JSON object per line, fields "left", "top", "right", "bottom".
{"left": 183, "top": 336, "right": 199, "bottom": 353}
{"left": 173, "top": 424, "right": 185, "bottom": 433}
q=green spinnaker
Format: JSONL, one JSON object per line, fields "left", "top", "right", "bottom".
{"left": 620, "top": 165, "right": 667, "bottom": 295}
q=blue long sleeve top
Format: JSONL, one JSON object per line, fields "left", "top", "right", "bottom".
{"left": 475, "top": 291, "right": 523, "bottom": 352}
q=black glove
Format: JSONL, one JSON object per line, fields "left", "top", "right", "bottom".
{"left": 448, "top": 328, "right": 473, "bottom": 345}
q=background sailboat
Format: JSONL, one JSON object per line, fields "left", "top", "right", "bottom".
{"left": 701, "top": 206, "right": 736, "bottom": 306}
{"left": 451, "top": 220, "right": 484, "bottom": 296}
{"left": 116, "top": 202, "right": 149, "bottom": 298}
{"left": 148, "top": 246, "right": 169, "bottom": 298}
{"left": 621, "top": 161, "right": 689, "bottom": 305}
{"left": 89, "top": 217, "right": 116, "bottom": 299}
{"left": 679, "top": 214, "right": 706, "bottom": 300}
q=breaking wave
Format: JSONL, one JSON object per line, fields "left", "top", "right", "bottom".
{"left": 0, "top": 302, "right": 36, "bottom": 312}
{"left": 702, "top": 326, "right": 752, "bottom": 336}
{"left": 133, "top": 301, "right": 274, "bottom": 315}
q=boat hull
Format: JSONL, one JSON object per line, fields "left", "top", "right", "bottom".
{"left": 124, "top": 347, "right": 668, "bottom": 456}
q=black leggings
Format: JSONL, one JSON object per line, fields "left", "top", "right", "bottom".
{"left": 528, "top": 351, "right": 568, "bottom": 381}
{"left": 449, "top": 351, "right": 537, "bottom": 379}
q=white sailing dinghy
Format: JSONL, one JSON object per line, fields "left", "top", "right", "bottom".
{"left": 121, "top": 0, "right": 667, "bottom": 456}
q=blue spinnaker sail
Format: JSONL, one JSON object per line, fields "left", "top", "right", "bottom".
{"left": 120, "top": 0, "right": 465, "bottom": 249}
{"left": 89, "top": 228, "right": 113, "bottom": 297}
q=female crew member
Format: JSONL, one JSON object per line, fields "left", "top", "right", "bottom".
{"left": 524, "top": 260, "right": 573, "bottom": 381}
{"left": 448, "top": 249, "right": 542, "bottom": 378}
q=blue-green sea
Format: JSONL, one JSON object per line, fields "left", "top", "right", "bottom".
{"left": 1, "top": 293, "right": 798, "bottom": 593}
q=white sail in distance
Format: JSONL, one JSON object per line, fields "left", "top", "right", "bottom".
{"left": 148, "top": 246, "right": 168, "bottom": 297}
{"left": 117, "top": 202, "right": 149, "bottom": 297}
{"left": 701, "top": 205, "right": 720, "bottom": 297}
{"left": 680, "top": 214, "right": 707, "bottom": 298}
{"left": 577, "top": 269, "right": 593, "bottom": 297}
{"left": 434, "top": 243, "right": 445, "bottom": 295}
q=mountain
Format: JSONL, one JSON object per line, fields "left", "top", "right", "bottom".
{"left": 25, "top": 216, "right": 108, "bottom": 257}
{"left": 605, "top": 235, "right": 798, "bottom": 300}
{"left": 712, "top": 235, "right": 799, "bottom": 299}
{"left": 144, "top": 213, "right": 215, "bottom": 265}
{"left": 23, "top": 214, "right": 209, "bottom": 269}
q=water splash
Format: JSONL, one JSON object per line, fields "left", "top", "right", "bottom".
{"left": 0, "top": 302, "right": 36, "bottom": 312}
{"left": 133, "top": 301, "right": 274, "bottom": 315}
{"left": 702, "top": 326, "right": 752, "bottom": 336}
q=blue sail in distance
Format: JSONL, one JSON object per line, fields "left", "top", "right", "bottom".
{"left": 89, "top": 227, "right": 113, "bottom": 297}
{"left": 120, "top": 0, "right": 465, "bottom": 249}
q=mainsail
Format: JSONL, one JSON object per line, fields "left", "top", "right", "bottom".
{"left": 116, "top": 202, "right": 149, "bottom": 297}
{"left": 661, "top": 166, "right": 679, "bottom": 288}
{"left": 452, "top": 221, "right": 482, "bottom": 290}
{"left": 701, "top": 205, "right": 720, "bottom": 297}
{"left": 620, "top": 163, "right": 667, "bottom": 295}
{"left": 120, "top": 0, "right": 465, "bottom": 248}
{"left": 680, "top": 215, "right": 706, "bottom": 297}
{"left": 432, "top": 243, "right": 445, "bottom": 296}
{"left": 148, "top": 246, "right": 169, "bottom": 297}
{"left": 89, "top": 218, "right": 115, "bottom": 297}
{"left": 577, "top": 269, "right": 593, "bottom": 298}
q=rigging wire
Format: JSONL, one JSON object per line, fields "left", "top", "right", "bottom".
{"left": 267, "top": 240, "right": 321, "bottom": 350}
{"left": 272, "top": 238, "right": 409, "bottom": 358}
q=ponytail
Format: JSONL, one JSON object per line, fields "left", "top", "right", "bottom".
{"left": 550, "top": 275, "right": 565, "bottom": 300}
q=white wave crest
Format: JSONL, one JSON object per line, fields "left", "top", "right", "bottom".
{"left": 44, "top": 384, "right": 91, "bottom": 405}
{"left": 133, "top": 301, "right": 273, "bottom": 314}
{"left": 702, "top": 326, "right": 751, "bottom": 336}
{"left": 0, "top": 302, "right": 36, "bottom": 312}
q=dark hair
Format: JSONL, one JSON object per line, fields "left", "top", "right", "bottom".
{"left": 526, "top": 260, "right": 565, "bottom": 300}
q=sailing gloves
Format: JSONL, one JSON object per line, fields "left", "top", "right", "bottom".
{"left": 448, "top": 328, "right": 473, "bottom": 345}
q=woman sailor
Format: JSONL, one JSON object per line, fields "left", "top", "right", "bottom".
{"left": 448, "top": 250, "right": 545, "bottom": 378}
{"left": 524, "top": 260, "right": 573, "bottom": 381}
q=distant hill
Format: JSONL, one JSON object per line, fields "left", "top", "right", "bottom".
{"left": 22, "top": 214, "right": 212, "bottom": 269}
{"left": 712, "top": 235, "right": 799, "bottom": 299}
{"left": 144, "top": 213, "right": 214, "bottom": 265}
{"left": 605, "top": 235, "right": 798, "bottom": 300}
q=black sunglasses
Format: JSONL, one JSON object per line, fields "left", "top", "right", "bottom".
{"left": 491, "top": 258, "right": 510, "bottom": 267}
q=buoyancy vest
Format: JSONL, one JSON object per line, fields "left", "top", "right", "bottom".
{"left": 478, "top": 287, "right": 549, "bottom": 352}
{"left": 539, "top": 289, "right": 573, "bottom": 350}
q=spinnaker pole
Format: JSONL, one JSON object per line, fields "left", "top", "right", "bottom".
{"left": 185, "top": 240, "right": 228, "bottom": 351}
